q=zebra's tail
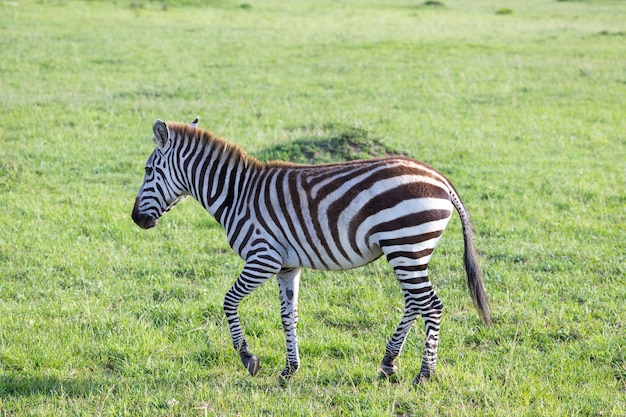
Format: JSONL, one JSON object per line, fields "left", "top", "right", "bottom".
{"left": 449, "top": 187, "right": 493, "bottom": 327}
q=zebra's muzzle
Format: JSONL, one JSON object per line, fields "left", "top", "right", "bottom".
{"left": 132, "top": 198, "right": 158, "bottom": 229}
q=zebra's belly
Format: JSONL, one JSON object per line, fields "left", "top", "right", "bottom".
{"left": 283, "top": 243, "right": 384, "bottom": 271}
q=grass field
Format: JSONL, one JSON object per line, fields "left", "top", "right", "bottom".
{"left": 1, "top": 0, "right": 625, "bottom": 415}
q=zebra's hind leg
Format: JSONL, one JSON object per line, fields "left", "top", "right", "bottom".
{"left": 380, "top": 289, "right": 420, "bottom": 379}
{"left": 276, "top": 267, "right": 301, "bottom": 384}
{"left": 414, "top": 289, "right": 443, "bottom": 384}
{"left": 380, "top": 253, "right": 444, "bottom": 383}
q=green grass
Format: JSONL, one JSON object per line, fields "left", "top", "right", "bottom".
{"left": 1, "top": 0, "right": 625, "bottom": 415}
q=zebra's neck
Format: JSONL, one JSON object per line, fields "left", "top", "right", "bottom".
{"left": 172, "top": 128, "right": 259, "bottom": 228}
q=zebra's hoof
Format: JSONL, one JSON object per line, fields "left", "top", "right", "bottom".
{"left": 241, "top": 354, "right": 259, "bottom": 376}
{"left": 278, "top": 373, "right": 291, "bottom": 387}
{"left": 412, "top": 372, "right": 432, "bottom": 385}
{"left": 278, "top": 363, "right": 298, "bottom": 386}
{"left": 380, "top": 363, "right": 398, "bottom": 379}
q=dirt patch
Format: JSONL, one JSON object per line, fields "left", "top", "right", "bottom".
{"left": 255, "top": 125, "right": 407, "bottom": 165}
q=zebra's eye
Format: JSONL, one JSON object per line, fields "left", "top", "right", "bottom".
{"left": 145, "top": 167, "right": 153, "bottom": 176}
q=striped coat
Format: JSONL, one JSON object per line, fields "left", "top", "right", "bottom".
{"left": 132, "top": 119, "right": 492, "bottom": 385}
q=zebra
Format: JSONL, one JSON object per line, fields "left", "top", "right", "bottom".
{"left": 132, "top": 118, "right": 492, "bottom": 385}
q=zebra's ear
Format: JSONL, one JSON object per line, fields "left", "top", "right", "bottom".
{"left": 190, "top": 116, "right": 199, "bottom": 128}
{"left": 153, "top": 119, "right": 170, "bottom": 151}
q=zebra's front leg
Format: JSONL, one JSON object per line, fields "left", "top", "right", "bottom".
{"left": 276, "top": 267, "right": 301, "bottom": 384}
{"left": 223, "top": 260, "right": 279, "bottom": 376}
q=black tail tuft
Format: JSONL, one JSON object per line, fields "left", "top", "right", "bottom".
{"left": 450, "top": 188, "right": 493, "bottom": 326}
{"left": 463, "top": 226, "right": 492, "bottom": 326}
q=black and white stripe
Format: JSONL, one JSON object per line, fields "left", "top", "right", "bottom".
{"left": 132, "top": 119, "right": 492, "bottom": 384}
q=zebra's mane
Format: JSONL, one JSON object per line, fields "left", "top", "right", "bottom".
{"left": 167, "top": 122, "right": 295, "bottom": 170}
{"left": 166, "top": 122, "right": 415, "bottom": 172}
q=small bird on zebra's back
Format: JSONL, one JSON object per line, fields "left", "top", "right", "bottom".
{"left": 132, "top": 117, "right": 492, "bottom": 385}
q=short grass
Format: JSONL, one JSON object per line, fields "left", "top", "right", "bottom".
{"left": 1, "top": 0, "right": 625, "bottom": 416}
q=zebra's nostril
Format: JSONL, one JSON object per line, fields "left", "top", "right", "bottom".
{"left": 132, "top": 198, "right": 158, "bottom": 229}
{"left": 132, "top": 211, "right": 157, "bottom": 229}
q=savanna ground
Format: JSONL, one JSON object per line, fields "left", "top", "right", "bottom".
{"left": 0, "top": 0, "right": 624, "bottom": 415}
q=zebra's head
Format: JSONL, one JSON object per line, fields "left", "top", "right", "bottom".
{"left": 131, "top": 119, "right": 192, "bottom": 229}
